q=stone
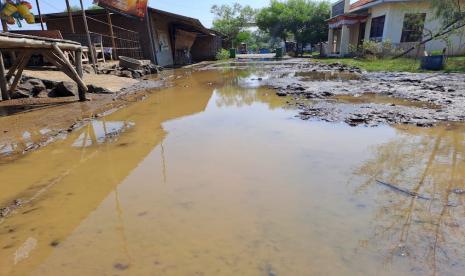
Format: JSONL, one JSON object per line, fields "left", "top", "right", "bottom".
{"left": 24, "top": 79, "right": 47, "bottom": 97}
{"left": 120, "top": 70, "right": 132, "bottom": 78}
{"left": 276, "top": 91, "right": 288, "bottom": 97}
{"left": 87, "top": 84, "right": 112, "bottom": 94}
{"left": 10, "top": 90, "right": 30, "bottom": 99}
{"left": 48, "top": 81, "right": 77, "bottom": 97}
{"left": 132, "top": 70, "right": 144, "bottom": 78}
{"left": 42, "top": 79, "right": 59, "bottom": 90}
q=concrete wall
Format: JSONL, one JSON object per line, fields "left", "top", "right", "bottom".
{"left": 361, "top": 1, "right": 465, "bottom": 55}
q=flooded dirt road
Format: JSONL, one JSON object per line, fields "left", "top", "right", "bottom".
{"left": 1, "top": 68, "right": 465, "bottom": 275}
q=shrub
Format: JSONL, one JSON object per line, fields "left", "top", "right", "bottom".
{"left": 215, "top": 49, "right": 230, "bottom": 60}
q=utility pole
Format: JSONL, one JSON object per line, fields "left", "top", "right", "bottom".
{"left": 35, "top": 0, "right": 44, "bottom": 30}
{"left": 79, "top": 0, "right": 97, "bottom": 73}
{"left": 65, "top": 0, "right": 75, "bottom": 33}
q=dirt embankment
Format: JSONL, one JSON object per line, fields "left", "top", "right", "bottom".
{"left": 0, "top": 73, "right": 167, "bottom": 163}
{"left": 255, "top": 61, "right": 465, "bottom": 127}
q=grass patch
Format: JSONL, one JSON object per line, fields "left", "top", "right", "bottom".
{"left": 313, "top": 56, "right": 465, "bottom": 73}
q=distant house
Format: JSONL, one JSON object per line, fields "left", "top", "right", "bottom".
{"left": 326, "top": 0, "right": 465, "bottom": 56}
{"left": 37, "top": 8, "right": 222, "bottom": 67}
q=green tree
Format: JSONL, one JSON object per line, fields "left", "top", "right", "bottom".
{"left": 63, "top": 4, "right": 102, "bottom": 12}
{"left": 256, "top": 0, "right": 289, "bottom": 41}
{"left": 211, "top": 3, "right": 256, "bottom": 48}
{"left": 256, "top": 0, "right": 330, "bottom": 56}
{"left": 64, "top": 5, "right": 81, "bottom": 12}
{"left": 88, "top": 5, "right": 103, "bottom": 10}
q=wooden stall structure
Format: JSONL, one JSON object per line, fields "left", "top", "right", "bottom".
{"left": 0, "top": 32, "right": 87, "bottom": 101}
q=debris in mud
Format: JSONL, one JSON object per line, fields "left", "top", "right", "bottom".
{"left": 395, "top": 243, "right": 410, "bottom": 257}
{"left": 451, "top": 188, "right": 465, "bottom": 195}
{"left": 114, "top": 263, "right": 130, "bottom": 270}
{"left": 50, "top": 240, "right": 60, "bottom": 247}
{"left": 376, "top": 180, "right": 432, "bottom": 201}
{"left": 0, "top": 199, "right": 24, "bottom": 218}
{"left": 376, "top": 180, "right": 459, "bottom": 207}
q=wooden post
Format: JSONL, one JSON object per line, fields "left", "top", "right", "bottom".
{"left": 145, "top": 9, "right": 158, "bottom": 64}
{"left": 75, "top": 49, "right": 83, "bottom": 78}
{"left": 52, "top": 44, "right": 88, "bottom": 101}
{"left": 79, "top": 0, "right": 97, "bottom": 73}
{"left": 1, "top": 18, "right": 7, "bottom": 32}
{"left": 106, "top": 11, "right": 117, "bottom": 60}
{"left": 35, "top": 0, "right": 44, "bottom": 30}
{"left": 0, "top": 51, "right": 9, "bottom": 100}
{"left": 8, "top": 51, "right": 32, "bottom": 95}
{"left": 65, "top": 0, "right": 75, "bottom": 33}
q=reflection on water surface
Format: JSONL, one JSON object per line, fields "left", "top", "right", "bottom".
{"left": 0, "top": 69, "right": 464, "bottom": 275}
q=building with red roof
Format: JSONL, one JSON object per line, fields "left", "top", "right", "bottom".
{"left": 326, "top": 0, "right": 465, "bottom": 57}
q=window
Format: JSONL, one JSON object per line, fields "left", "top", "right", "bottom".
{"left": 370, "top": 15, "right": 385, "bottom": 41}
{"left": 401, "top": 13, "right": 426, "bottom": 42}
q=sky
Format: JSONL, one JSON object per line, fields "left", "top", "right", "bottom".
{"left": 15, "top": 0, "right": 271, "bottom": 29}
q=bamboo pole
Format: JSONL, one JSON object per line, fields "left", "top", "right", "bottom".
{"left": 145, "top": 9, "right": 158, "bottom": 64}
{"left": 65, "top": 0, "right": 75, "bottom": 33}
{"left": 8, "top": 51, "right": 32, "bottom": 94}
{"left": 35, "top": 0, "right": 44, "bottom": 30}
{"left": 1, "top": 18, "right": 7, "bottom": 32}
{"left": 0, "top": 51, "right": 8, "bottom": 100}
{"left": 75, "top": 49, "right": 83, "bottom": 77}
{"left": 52, "top": 43, "right": 88, "bottom": 101}
{"left": 106, "top": 11, "right": 117, "bottom": 60}
{"left": 79, "top": 0, "right": 97, "bottom": 73}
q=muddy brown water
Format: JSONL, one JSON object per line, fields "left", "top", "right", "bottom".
{"left": 1, "top": 69, "right": 464, "bottom": 275}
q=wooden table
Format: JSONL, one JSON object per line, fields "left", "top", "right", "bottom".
{"left": 0, "top": 32, "right": 87, "bottom": 101}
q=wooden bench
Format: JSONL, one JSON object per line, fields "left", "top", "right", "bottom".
{"left": 0, "top": 32, "right": 87, "bottom": 101}
{"left": 11, "top": 30, "right": 90, "bottom": 64}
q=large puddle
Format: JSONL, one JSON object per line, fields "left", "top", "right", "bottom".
{"left": 1, "top": 69, "right": 464, "bottom": 275}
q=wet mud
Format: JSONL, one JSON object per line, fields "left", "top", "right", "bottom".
{"left": 211, "top": 60, "right": 465, "bottom": 127}
{"left": 0, "top": 78, "right": 165, "bottom": 162}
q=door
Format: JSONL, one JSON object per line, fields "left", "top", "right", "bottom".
{"left": 155, "top": 30, "right": 174, "bottom": 67}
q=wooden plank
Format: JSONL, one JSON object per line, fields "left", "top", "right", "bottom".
{"left": 0, "top": 51, "right": 9, "bottom": 100}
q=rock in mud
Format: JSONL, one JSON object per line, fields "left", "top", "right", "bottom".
{"left": 48, "top": 82, "right": 77, "bottom": 97}
{"left": 0, "top": 207, "right": 10, "bottom": 217}
{"left": 10, "top": 90, "right": 31, "bottom": 99}
{"left": 120, "top": 70, "right": 133, "bottom": 78}
{"left": 114, "top": 263, "right": 130, "bottom": 271}
{"left": 26, "top": 79, "right": 47, "bottom": 96}
{"left": 87, "top": 84, "right": 112, "bottom": 94}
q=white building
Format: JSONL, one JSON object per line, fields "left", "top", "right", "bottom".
{"left": 327, "top": 0, "right": 465, "bottom": 56}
